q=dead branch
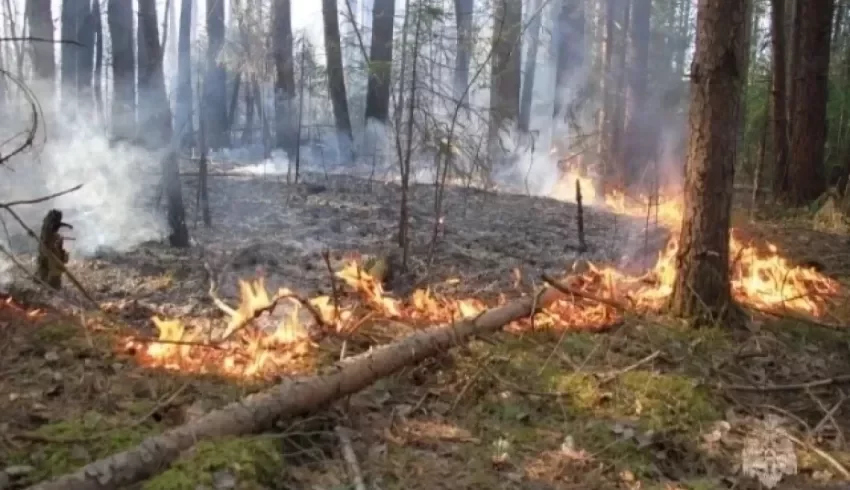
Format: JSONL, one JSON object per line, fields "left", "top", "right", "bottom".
{"left": 723, "top": 374, "right": 850, "bottom": 392}
{"left": 541, "top": 273, "right": 628, "bottom": 312}
{"left": 0, "top": 184, "right": 83, "bottom": 208}
{"left": 575, "top": 179, "right": 587, "bottom": 253}
{"left": 25, "top": 294, "right": 541, "bottom": 490}
{"left": 335, "top": 426, "right": 367, "bottom": 490}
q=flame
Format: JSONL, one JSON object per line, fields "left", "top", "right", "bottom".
{"left": 123, "top": 168, "right": 842, "bottom": 378}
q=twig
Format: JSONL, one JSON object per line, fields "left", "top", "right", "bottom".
{"left": 575, "top": 179, "right": 587, "bottom": 253}
{"left": 782, "top": 429, "right": 850, "bottom": 479}
{"left": 0, "top": 36, "right": 82, "bottom": 46}
{"left": 723, "top": 374, "right": 850, "bottom": 392}
{"left": 541, "top": 273, "right": 627, "bottom": 312}
{"left": 335, "top": 426, "right": 367, "bottom": 490}
{"left": 0, "top": 184, "right": 83, "bottom": 208}
{"left": 596, "top": 350, "right": 661, "bottom": 384}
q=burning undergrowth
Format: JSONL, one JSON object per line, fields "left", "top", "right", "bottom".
{"left": 112, "top": 168, "right": 843, "bottom": 381}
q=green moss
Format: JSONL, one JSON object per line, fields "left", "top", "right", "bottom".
{"left": 12, "top": 411, "right": 154, "bottom": 481}
{"left": 31, "top": 322, "right": 78, "bottom": 345}
{"left": 143, "top": 437, "right": 282, "bottom": 490}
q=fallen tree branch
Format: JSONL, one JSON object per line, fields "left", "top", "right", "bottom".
{"left": 26, "top": 294, "right": 542, "bottom": 490}
{"left": 335, "top": 426, "right": 367, "bottom": 490}
{"left": 722, "top": 374, "right": 850, "bottom": 392}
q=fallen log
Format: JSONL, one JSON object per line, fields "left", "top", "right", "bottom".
{"left": 26, "top": 294, "right": 543, "bottom": 490}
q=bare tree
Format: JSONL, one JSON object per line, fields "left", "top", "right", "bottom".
{"left": 622, "top": 0, "right": 651, "bottom": 189}
{"left": 205, "top": 0, "right": 228, "bottom": 149}
{"left": 668, "top": 0, "right": 750, "bottom": 324}
{"left": 453, "top": 0, "right": 474, "bottom": 109}
{"left": 552, "top": 0, "right": 584, "bottom": 121}
{"left": 364, "top": 0, "right": 395, "bottom": 123}
{"left": 787, "top": 0, "right": 833, "bottom": 205}
{"left": 488, "top": 0, "right": 522, "bottom": 159}
{"left": 518, "top": 0, "right": 542, "bottom": 133}
{"left": 272, "top": 0, "right": 297, "bottom": 154}
{"left": 176, "top": 0, "right": 194, "bottom": 147}
{"left": 27, "top": 0, "right": 55, "bottom": 84}
{"left": 108, "top": 0, "right": 136, "bottom": 140}
{"left": 770, "top": 0, "right": 790, "bottom": 197}
{"left": 322, "top": 0, "right": 354, "bottom": 158}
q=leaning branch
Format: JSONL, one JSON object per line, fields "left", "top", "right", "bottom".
{"left": 26, "top": 294, "right": 543, "bottom": 490}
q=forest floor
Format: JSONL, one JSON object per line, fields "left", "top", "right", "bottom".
{"left": 2, "top": 165, "right": 850, "bottom": 490}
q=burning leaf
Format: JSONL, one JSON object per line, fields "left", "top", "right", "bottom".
{"left": 151, "top": 317, "right": 185, "bottom": 343}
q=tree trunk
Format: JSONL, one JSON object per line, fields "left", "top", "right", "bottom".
{"left": 273, "top": 0, "right": 297, "bottom": 155}
{"left": 60, "top": 0, "right": 85, "bottom": 102}
{"left": 770, "top": 0, "right": 791, "bottom": 197}
{"left": 668, "top": 0, "right": 749, "bottom": 324}
{"left": 553, "top": 0, "right": 584, "bottom": 121}
{"left": 453, "top": 0, "right": 474, "bottom": 108}
{"left": 599, "top": 0, "right": 627, "bottom": 191}
{"left": 139, "top": 0, "right": 189, "bottom": 248}
{"left": 76, "top": 0, "right": 94, "bottom": 105}
{"left": 108, "top": 0, "right": 135, "bottom": 140}
{"left": 92, "top": 0, "right": 103, "bottom": 121}
{"left": 323, "top": 0, "right": 354, "bottom": 159}
{"left": 786, "top": 0, "right": 801, "bottom": 137}
{"left": 787, "top": 0, "right": 833, "bottom": 205}
{"left": 27, "top": 0, "right": 54, "bottom": 85}
{"left": 622, "top": 0, "right": 651, "bottom": 189}
{"left": 364, "top": 0, "right": 395, "bottom": 123}
{"left": 518, "top": 0, "right": 543, "bottom": 133}
{"left": 242, "top": 77, "right": 255, "bottom": 145}
{"left": 488, "top": 0, "right": 522, "bottom": 161}
{"left": 205, "top": 0, "right": 228, "bottom": 149}
{"left": 26, "top": 295, "right": 544, "bottom": 490}
{"left": 176, "top": 0, "right": 193, "bottom": 148}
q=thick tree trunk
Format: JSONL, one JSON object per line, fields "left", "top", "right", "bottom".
{"left": 108, "top": 0, "right": 135, "bottom": 140}
{"left": 787, "top": 0, "right": 833, "bottom": 205}
{"left": 205, "top": 0, "right": 228, "bottom": 149}
{"left": 518, "top": 0, "right": 543, "bottom": 133}
{"left": 668, "top": 0, "right": 749, "bottom": 324}
{"left": 175, "top": 0, "right": 194, "bottom": 148}
{"left": 273, "top": 0, "right": 297, "bottom": 155}
{"left": 622, "top": 0, "right": 651, "bottom": 189}
{"left": 26, "top": 295, "right": 544, "bottom": 490}
{"left": 364, "top": 0, "right": 395, "bottom": 123}
{"left": 599, "top": 0, "right": 627, "bottom": 191}
{"left": 488, "top": 0, "right": 522, "bottom": 160}
{"left": 27, "top": 0, "right": 55, "bottom": 85}
{"left": 322, "top": 0, "right": 354, "bottom": 159}
{"left": 771, "top": 0, "right": 791, "bottom": 197}
{"left": 453, "top": 0, "right": 474, "bottom": 108}
{"left": 553, "top": 0, "right": 584, "bottom": 121}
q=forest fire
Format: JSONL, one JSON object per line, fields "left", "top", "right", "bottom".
{"left": 121, "top": 176, "right": 842, "bottom": 379}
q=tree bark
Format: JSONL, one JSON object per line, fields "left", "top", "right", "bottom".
{"left": 668, "top": 0, "right": 749, "bottom": 324}
{"left": 770, "top": 0, "right": 791, "bottom": 197}
{"left": 76, "top": 0, "right": 94, "bottom": 104}
{"left": 488, "top": 0, "right": 522, "bottom": 160}
{"left": 518, "top": 0, "right": 543, "bottom": 133}
{"left": 204, "top": 0, "right": 228, "bottom": 149}
{"left": 107, "top": 0, "right": 135, "bottom": 140}
{"left": 273, "top": 0, "right": 297, "bottom": 155}
{"left": 175, "top": 0, "right": 194, "bottom": 148}
{"left": 323, "top": 0, "right": 354, "bottom": 158}
{"left": 60, "top": 0, "right": 85, "bottom": 102}
{"left": 622, "top": 0, "right": 651, "bottom": 189}
{"left": 139, "top": 0, "right": 189, "bottom": 248}
{"left": 787, "top": 0, "right": 833, "bottom": 205}
{"left": 26, "top": 295, "right": 545, "bottom": 490}
{"left": 364, "top": 0, "right": 395, "bottom": 123}
{"left": 92, "top": 0, "right": 103, "bottom": 121}
{"left": 453, "top": 0, "right": 474, "bottom": 109}
{"left": 553, "top": 0, "right": 584, "bottom": 121}
{"left": 27, "top": 0, "right": 55, "bottom": 85}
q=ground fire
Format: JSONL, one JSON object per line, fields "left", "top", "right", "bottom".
{"left": 121, "top": 176, "right": 841, "bottom": 380}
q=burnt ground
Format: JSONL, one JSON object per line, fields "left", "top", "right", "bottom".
{"left": 3, "top": 166, "right": 850, "bottom": 490}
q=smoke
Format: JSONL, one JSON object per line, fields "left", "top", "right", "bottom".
{"left": 0, "top": 78, "right": 168, "bottom": 285}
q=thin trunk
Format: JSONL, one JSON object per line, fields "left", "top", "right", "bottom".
{"left": 227, "top": 73, "right": 242, "bottom": 131}
{"left": 61, "top": 0, "right": 81, "bottom": 102}
{"left": 518, "top": 0, "right": 543, "bottom": 133}
{"left": 364, "top": 0, "right": 395, "bottom": 123}
{"left": 242, "top": 76, "right": 255, "bottom": 145}
{"left": 668, "top": 0, "right": 750, "bottom": 324}
{"left": 76, "top": 0, "right": 94, "bottom": 105}
{"left": 92, "top": 0, "right": 103, "bottom": 121}
{"left": 322, "top": 0, "right": 354, "bottom": 159}
{"left": 622, "top": 0, "right": 651, "bottom": 189}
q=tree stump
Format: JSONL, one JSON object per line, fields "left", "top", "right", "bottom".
{"left": 35, "top": 209, "right": 72, "bottom": 289}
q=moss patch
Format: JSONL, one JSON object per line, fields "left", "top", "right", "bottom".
{"left": 143, "top": 437, "right": 283, "bottom": 490}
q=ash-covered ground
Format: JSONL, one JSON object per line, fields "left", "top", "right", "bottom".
{"left": 7, "top": 159, "right": 668, "bottom": 325}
